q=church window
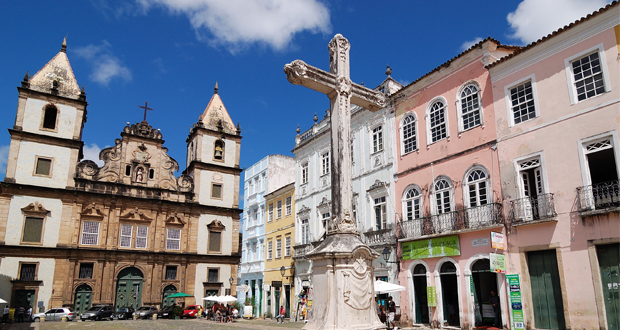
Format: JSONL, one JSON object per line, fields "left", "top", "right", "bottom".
{"left": 22, "top": 216, "right": 44, "bottom": 244}
{"left": 372, "top": 126, "right": 383, "bottom": 153}
{"left": 120, "top": 224, "right": 133, "bottom": 248}
{"left": 276, "top": 200, "right": 282, "bottom": 218}
{"left": 214, "top": 140, "right": 224, "bottom": 161}
{"left": 321, "top": 152, "right": 330, "bottom": 175}
{"left": 276, "top": 237, "right": 282, "bottom": 259}
{"left": 19, "top": 263, "right": 37, "bottom": 281}
{"left": 401, "top": 113, "right": 417, "bottom": 155}
{"left": 149, "top": 168, "right": 155, "bottom": 179}
{"left": 208, "top": 230, "right": 221, "bottom": 253}
{"left": 458, "top": 83, "right": 482, "bottom": 131}
{"left": 34, "top": 157, "right": 52, "bottom": 176}
{"left": 267, "top": 240, "right": 273, "bottom": 259}
{"left": 81, "top": 221, "right": 100, "bottom": 245}
{"left": 42, "top": 105, "right": 58, "bottom": 130}
{"left": 119, "top": 224, "right": 149, "bottom": 249}
{"left": 125, "top": 165, "right": 131, "bottom": 176}
{"left": 79, "top": 263, "right": 94, "bottom": 279}
{"left": 374, "top": 196, "right": 387, "bottom": 230}
{"left": 301, "top": 163, "right": 309, "bottom": 184}
{"left": 268, "top": 203, "right": 274, "bottom": 222}
{"left": 208, "top": 268, "right": 219, "bottom": 283}
{"left": 166, "top": 228, "right": 181, "bottom": 250}
{"left": 285, "top": 196, "right": 292, "bottom": 215}
{"left": 212, "top": 183, "right": 222, "bottom": 199}
{"left": 285, "top": 235, "right": 291, "bottom": 257}
{"left": 165, "top": 266, "right": 177, "bottom": 280}
{"left": 428, "top": 100, "right": 447, "bottom": 143}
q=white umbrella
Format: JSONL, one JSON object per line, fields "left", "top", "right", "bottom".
{"left": 374, "top": 280, "right": 406, "bottom": 294}
{"left": 202, "top": 295, "right": 238, "bottom": 303}
{"left": 203, "top": 296, "right": 219, "bottom": 302}
{"left": 0, "top": 298, "right": 6, "bottom": 304}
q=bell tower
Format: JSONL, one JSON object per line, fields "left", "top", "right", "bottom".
{"left": 4, "top": 38, "right": 87, "bottom": 188}
{"left": 185, "top": 83, "right": 242, "bottom": 208}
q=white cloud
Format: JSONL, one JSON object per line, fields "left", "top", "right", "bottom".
{"left": 83, "top": 143, "right": 105, "bottom": 167}
{"left": 460, "top": 37, "right": 483, "bottom": 52}
{"left": 136, "top": 0, "right": 331, "bottom": 52}
{"left": 0, "top": 145, "right": 8, "bottom": 180}
{"left": 507, "top": 0, "right": 611, "bottom": 44}
{"left": 74, "top": 41, "right": 132, "bottom": 85}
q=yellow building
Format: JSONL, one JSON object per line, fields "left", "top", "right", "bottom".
{"left": 263, "top": 182, "right": 295, "bottom": 319}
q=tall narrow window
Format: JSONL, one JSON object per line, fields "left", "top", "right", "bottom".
{"left": 402, "top": 114, "right": 417, "bottom": 154}
{"left": 429, "top": 100, "right": 447, "bottom": 143}
{"left": 510, "top": 81, "right": 536, "bottom": 124}
{"left": 571, "top": 51, "right": 606, "bottom": 101}
{"left": 434, "top": 178, "right": 453, "bottom": 214}
{"left": 81, "top": 221, "right": 100, "bottom": 245}
{"left": 42, "top": 106, "right": 58, "bottom": 130}
{"left": 268, "top": 203, "right": 274, "bottom": 222}
{"left": 374, "top": 196, "right": 387, "bottom": 230}
{"left": 208, "top": 269, "right": 219, "bottom": 283}
{"left": 459, "top": 84, "right": 482, "bottom": 130}
{"left": 285, "top": 196, "right": 292, "bottom": 215}
{"left": 403, "top": 186, "right": 422, "bottom": 221}
{"left": 166, "top": 228, "right": 181, "bottom": 250}
{"left": 22, "top": 217, "right": 44, "bottom": 243}
{"left": 79, "top": 263, "right": 94, "bottom": 279}
{"left": 321, "top": 152, "right": 330, "bottom": 175}
{"left": 277, "top": 200, "right": 282, "bottom": 218}
{"left": 301, "top": 163, "right": 309, "bottom": 184}
{"left": 120, "top": 224, "right": 133, "bottom": 247}
{"left": 165, "top": 266, "right": 177, "bottom": 280}
{"left": 212, "top": 184, "right": 222, "bottom": 199}
{"left": 214, "top": 140, "right": 224, "bottom": 160}
{"left": 285, "top": 236, "right": 291, "bottom": 257}
{"left": 322, "top": 212, "right": 330, "bottom": 229}
{"left": 136, "top": 226, "right": 148, "bottom": 248}
{"left": 276, "top": 238, "right": 282, "bottom": 258}
{"left": 465, "top": 168, "right": 489, "bottom": 207}
{"left": 209, "top": 230, "right": 222, "bottom": 252}
{"left": 267, "top": 240, "right": 273, "bottom": 259}
{"left": 301, "top": 219, "right": 309, "bottom": 244}
{"left": 35, "top": 158, "right": 52, "bottom": 176}
{"left": 372, "top": 126, "right": 383, "bottom": 153}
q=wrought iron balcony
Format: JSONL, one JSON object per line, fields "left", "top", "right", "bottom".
{"left": 397, "top": 203, "right": 503, "bottom": 240}
{"left": 509, "top": 193, "right": 557, "bottom": 224}
{"left": 360, "top": 223, "right": 397, "bottom": 247}
{"left": 576, "top": 180, "right": 620, "bottom": 214}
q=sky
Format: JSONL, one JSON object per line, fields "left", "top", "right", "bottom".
{"left": 0, "top": 0, "right": 611, "bottom": 206}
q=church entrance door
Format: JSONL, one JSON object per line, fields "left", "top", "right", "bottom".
{"left": 74, "top": 284, "right": 93, "bottom": 315}
{"left": 162, "top": 285, "right": 178, "bottom": 309}
{"left": 115, "top": 268, "right": 143, "bottom": 310}
{"left": 13, "top": 290, "right": 35, "bottom": 310}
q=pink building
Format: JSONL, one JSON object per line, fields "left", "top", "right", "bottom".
{"left": 488, "top": 3, "right": 619, "bottom": 330}
{"left": 393, "top": 40, "right": 516, "bottom": 328}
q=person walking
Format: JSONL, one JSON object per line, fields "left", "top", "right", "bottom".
{"left": 275, "top": 305, "right": 286, "bottom": 324}
{"left": 2, "top": 306, "right": 9, "bottom": 323}
{"left": 387, "top": 296, "right": 397, "bottom": 330}
{"left": 16, "top": 306, "right": 24, "bottom": 323}
{"left": 27, "top": 306, "right": 32, "bottom": 322}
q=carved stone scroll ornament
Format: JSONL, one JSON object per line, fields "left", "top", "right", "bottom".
{"left": 120, "top": 207, "right": 153, "bottom": 221}
{"left": 81, "top": 203, "right": 105, "bottom": 217}
{"left": 283, "top": 60, "right": 308, "bottom": 85}
{"left": 166, "top": 212, "right": 186, "bottom": 225}
{"left": 177, "top": 174, "right": 194, "bottom": 193}
{"left": 96, "top": 139, "right": 123, "bottom": 182}
{"left": 21, "top": 202, "right": 50, "bottom": 214}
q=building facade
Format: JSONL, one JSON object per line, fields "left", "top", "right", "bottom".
{"left": 488, "top": 3, "right": 620, "bottom": 329}
{"left": 0, "top": 41, "right": 242, "bottom": 315}
{"left": 264, "top": 182, "right": 295, "bottom": 319}
{"left": 238, "top": 154, "right": 294, "bottom": 318}
{"left": 393, "top": 39, "right": 516, "bottom": 328}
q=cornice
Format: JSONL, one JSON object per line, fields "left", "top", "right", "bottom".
{"left": 9, "top": 129, "right": 84, "bottom": 149}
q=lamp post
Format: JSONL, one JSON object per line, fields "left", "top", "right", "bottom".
{"left": 382, "top": 247, "right": 400, "bottom": 273}
{"left": 280, "top": 266, "right": 286, "bottom": 278}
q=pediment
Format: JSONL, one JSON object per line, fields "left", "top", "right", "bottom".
{"left": 166, "top": 213, "right": 186, "bottom": 226}
{"left": 297, "top": 205, "right": 311, "bottom": 216}
{"left": 207, "top": 219, "right": 225, "bottom": 232}
{"left": 21, "top": 202, "right": 50, "bottom": 214}
{"left": 120, "top": 207, "right": 153, "bottom": 221}
{"left": 80, "top": 203, "right": 105, "bottom": 217}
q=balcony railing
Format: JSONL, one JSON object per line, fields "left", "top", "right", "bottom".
{"left": 509, "top": 193, "right": 556, "bottom": 224}
{"left": 398, "top": 203, "right": 503, "bottom": 240}
{"left": 293, "top": 242, "right": 320, "bottom": 260}
{"left": 361, "top": 224, "right": 397, "bottom": 247}
{"left": 577, "top": 180, "right": 620, "bottom": 213}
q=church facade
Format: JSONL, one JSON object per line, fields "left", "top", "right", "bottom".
{"left": 0, "top": 41, "right": 242, "bottom": 315}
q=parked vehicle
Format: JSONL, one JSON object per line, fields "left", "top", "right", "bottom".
{"left": 33, "top": 308, "right": 76, "bottom": 322}
{"left": 182, "top": 305, "right": 202, "bottom": 318}
{"left": 111, "top": 307, "right": 134, "bottom": 320}
{"left": 156, "top": 306, "right": 175, "bottom": 319}
{"left": 80, "top": 305, "right": 114, "bottom": 321}
{"left": 134, "top": 306, "right": 158, "bottom": 319}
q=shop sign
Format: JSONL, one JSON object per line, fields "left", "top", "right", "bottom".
{"left": 272, "top": 281, "right": 282, "bottom": 288}
{"left": 471, "top": 237, "right": 489, "bottom": 247}
{"left": 426, "top": 286, "right": 437, "bottom": 307}
{"left": 402, "top": 235, "right": 460, "bottom": 260}
{"left": 490, "top": 253, "right": 506, "bottom": 273}
{"left": 506, "top": 274, "right": 525, "bottom": 329}
{"left": 491, "top": 232, "right": 505, "bottom": 250}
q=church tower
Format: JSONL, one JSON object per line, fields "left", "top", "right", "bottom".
{"left": 185, "top": 83, "right": 242, "bottom": 208}
{"left": 4, "top": 38, "right": 87, "bottom": 188}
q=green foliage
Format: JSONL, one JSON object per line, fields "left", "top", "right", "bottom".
{"left": 171, "top": 306, "right": 183, "bottom": 318}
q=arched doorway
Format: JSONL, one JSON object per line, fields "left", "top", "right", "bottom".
{"left": 440, "top": 262, "right": 459, "bottom": 327}
{"left": 412, "top": 264, "right": 429, "bottom": 324}
{"left": 471, "top": 258, "right": 499, "bottom": 327}
{"left": 115, "top": 267, "right": 143, "bottom": 310}
{"left": 74, "top": 284, "right": 92, "bottom": 315}
{"left": 162, "top": 285, "right": 178, "bottom": 309}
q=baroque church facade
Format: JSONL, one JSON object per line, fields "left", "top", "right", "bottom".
{"left": 0, "top": 40, "right": 242, "bottom": 314}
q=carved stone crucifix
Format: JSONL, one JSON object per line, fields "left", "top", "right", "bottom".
{"left": 284, "top": 34, "right": 386, "bottom": 234}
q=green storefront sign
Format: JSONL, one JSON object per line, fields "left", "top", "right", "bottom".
{"left": 506, "top": 274, "right": 525, "bottom": 329}
{"left": 402, "top": 235, "right": 460, "bottom": 260}
{"left": 427, "top": 286, "right": 437, "bottom": 307}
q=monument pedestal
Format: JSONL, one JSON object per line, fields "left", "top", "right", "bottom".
{"left": 304, "top": 234, "right": 385, "bottom": 330}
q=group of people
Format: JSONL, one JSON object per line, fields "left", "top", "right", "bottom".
{"left": 2, "top": 305, "right": 32, "bottom": 323}
{"left": 206, "top": 303, "right": 237, "bottom": 322}
{"left": 376, "top": 296, "right": 397, "bottom": 330}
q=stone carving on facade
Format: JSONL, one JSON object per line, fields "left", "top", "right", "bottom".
{"left": 158, "top": 147, "right": 179, "bottom": 190}
{"left": 297, "top": 205, "right": 311, "bottom": 217}
{"left": 166, "top": 212, "right": 186, "bottom": 226}
{"left": 177, "top": 174, "right": 194, "bottom": 192}
{"left": 123, "top": 122, "right": 162, "bottom": 140}
{"left": 212, "top": 173, "right": 224, "bottom": 183}
{"left": 337, "top": 210, "right": 356, "bottom": 232}
{"left": 21, "top": 202, "right": 50, "bottom": 214}
{"left": 92, "top": 139, "right": 123, "bottom": 182}
{"left": 343, "top": 255, "right": 373, "bottom": 310}
{"left": 207, "top": 219, "right": 225, "bottom": 231}
{"left": 80, "top": 203, "right": 105, "bottom": 217}
{"left": 132, "top": 144, "right": 151, "bottom": 163}
{"left": 120, "top": 208, "right": 153, "bottom": 221}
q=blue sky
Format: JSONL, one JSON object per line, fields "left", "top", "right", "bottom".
{"left": 0, "top": 0, "right": 610, "bottom": 196}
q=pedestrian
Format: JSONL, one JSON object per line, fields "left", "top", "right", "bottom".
{"left": 16, "top": 306, "right": 24, "bottom": 323}
{"left": 2, "top": 305, "right": 9, "bottom": 323}
{"left": 489, "top": 290, "right": 501, "bottom": 327}
{"left": 387, "top": 296, "right": 397, "bottom": 330}
{"left": 27, "top": 305, "right": 32, "bottom": 322}
{"left": 375, "top": 297, "right": 381, "bottom": 321}
{"left": 275, "top": 305, "right": 286, "bottom": 323}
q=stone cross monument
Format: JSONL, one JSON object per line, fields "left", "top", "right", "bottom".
{"left": 284, "top": 34, "right": 387, "bottom": 330}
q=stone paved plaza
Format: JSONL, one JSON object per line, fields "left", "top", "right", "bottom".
{"left": 0, "top": 319, "right": 307, "bottom": 330}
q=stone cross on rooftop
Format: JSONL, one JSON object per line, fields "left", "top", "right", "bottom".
{"left": 138, "top": 101, "right": 153, "bottom": 122}
{"left": 284, "top": 34, "right": 386, "bottom": 234}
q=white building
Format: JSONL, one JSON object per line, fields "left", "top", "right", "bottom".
{"left": 239, "top": 154, "right": 294, "bottom": 317}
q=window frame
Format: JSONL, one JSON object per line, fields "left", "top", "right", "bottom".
{"left": 456, "top": 82, "right": 484, "bottom": 132}
{"left": 372, "top": 125, "right": 384, "bottom": 153}
{"left": 276, "top": 200, "right": 282, "bottom": 219}
{"left": 18, "top": 262, "right": 39, "bottom": 281}
{"left": 33, "top": 156, "right": 53, "bottom": 177}
{"left": 301, "top": 162, "right": 309, "bottom": 184}
{"left": 301, "top": 218, "right": 310, "bottom": 245}
{"left": 504, "top": 74, "right": 540, "bottom": 127}
{"left": 564, "top": 44, "right": 611, "bottom": 105}
{"left": 268, "top": 203, "right": 274, "bottom": 222}
{"left": 166, "top": 227, "right": 182, "bottom": 251}
{"left": 285, "top": 196, "right": 292, "bottom": 216}
{"left": 164, "top": 265, "right": 178, "bottom": 280}
{"left": 284, "top": 235, "right": 291, "bottom": 257}
{"left": 462, "top": 165, "right": 491, "bottom": 208}
{"left": 208, "top": 229, "right": 222, "bottom": 253}
{"left": 400, "top": 112, "right": 418, "bottom": 156}
{"left": 275, "top": 237, "right": 282, "bottom": 259}
{"left": 374, "top": 196, "right": 387, "bottom": 230}
{"left": 211, "top": 183, "right": 223, "bottom": 200}
{"left": 80, "top": 220, "right": 101, "bottom": 246}
{"left": 20, "top": 216, "right": 45, "bottom": 245}
{"left": 78, "top": 263, "right": 94, "bottom": 279}
{"left": 321, "top": 152, "right": 330, "bottom": 176}
{"left": 431, "top": 176, "right": 454, "bottom": 215}
{"left": 426, "top": 97, "right": 450, "bottom": 145}
{"left": 40, "top": 104, "right": 59, "bottom": 132}
{"left": 402, "top": 185, "right": 423, "bottom": 221}
{"left": 577, "top": 131, "right": 620, "bottom": 187}
{"left": 267, "top": 239, "right": 273, "bottom": 260}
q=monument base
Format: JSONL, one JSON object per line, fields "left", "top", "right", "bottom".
{"left": 304, "top": 233, "right": 385, "bottom": 330}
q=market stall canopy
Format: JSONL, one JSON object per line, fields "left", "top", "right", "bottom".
{"left": 202, "top": 295, "right": 238, "bottom": 303}
{"left": 0, "top": 298, "right": 6, "bottom": 304}
{"left": 167, "top": 292, "right": 193, "bottom": 298}
{"left": 374, "top": 280, "right": 406, "bottom": 294}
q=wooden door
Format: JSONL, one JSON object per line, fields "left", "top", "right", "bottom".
{"left": 74, "top": 284, "right": 92, "bottom": 315}
{"left": 597, "top": 243, "right": 620, "bottom": 330}
{"left": 527, "top": 250, "right": 565, "bottom": 329}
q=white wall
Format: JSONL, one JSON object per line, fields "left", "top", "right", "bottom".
{"left": 22, "top": 99, "right": 77, "bottom": 139}
{"left": 0, "top": 257, "right": 56, "bottom": 310}
{"left": 196, "top": 214, "right": 234, "bottom": 255}
{"left": 197, "top": 171, "right": 236, "bottom": 207}
{"left": 4, "top": 195, "right": 63, "bottom": 247}
{"left": 194, "top": 263, "right": 233, "bottom": 300}
{"left": 14, "top": 141, "right": 71, "bottom": 188}
{"left": 200, "top": 135, "right": 238, "bottom": 168}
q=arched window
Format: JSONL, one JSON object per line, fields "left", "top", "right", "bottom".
{"left": 459, "top": 84, "right": 482, "bottom": 131}
{"left": 433, "top": 177, "right": 453, "bottom": 214}
{"left": 428, "top": 100, "right": 447, "bottom": 143}
{"left": 42, "top": 105, "right": 58, "bottom": 130}
{"left": 401, "top": 113, "right": 417, "bottom": 155}
{"left": 214, "top": 140, "right": 224, "bottom": 160}
{"left": 402, "top": 185, "right": 422, "bottom": 221}
{"left": 464, "top": 167, "right": 489, "bottom": 207}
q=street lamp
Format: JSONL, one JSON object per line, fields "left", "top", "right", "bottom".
{"left": 280, "top": 266, "right": 286, "bottom": 277}
{"left": 229, "top": 277, "right": 234, "bottom": 285}
{"left": 382, "top": 247, "right": 400, "bottom": 272}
